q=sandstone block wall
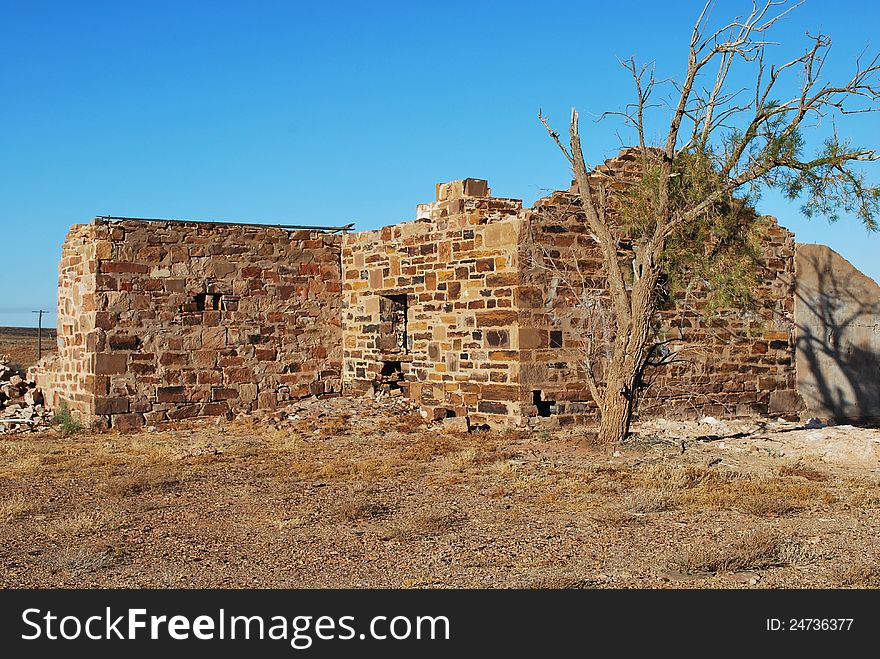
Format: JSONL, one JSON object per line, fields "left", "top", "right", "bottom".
{"left": 36, "top": 219, "right": 342, "bottom": 429}
{"left": 519, "top": 151, "right": 799, "bottom": 425}
{"left": 35, "top": 224, "right": 101, "bottom": 417}
{"left": 38, "top": 151, "right": 810, "bottom": 430}
{"left": 521, "top": 196, "right": 798, "bottom": 424}
{"left": 344, "top": 152, "right": 800, "bottom": 427}
{"left": 342, "top": 180, "right": 528, "bottom": 427}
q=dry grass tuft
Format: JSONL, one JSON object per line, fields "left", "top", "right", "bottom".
{"left": 0, "top": 493, "right": 35, "bottom": 523}
{"left": 43, "top": 546, "right": 119, "bottom": 575}
{"left": 778, "top": 462, "right": 829, "bottom": 482}
{"left": 395, "top": 412, "right": 426, "bottom": 433}
{"left": 102, "top": 464, "right": 185, "bottom": 497}
{"left": 623, "top": 488, "right": 675, "bottom": 513}
{"left": 338, "top": 499, "right": 391, "bottom": 522}
{"left": 737, "top": 493, "right": 803, "bottom": 517}
{"left": 319, "top": 415, "right": 350, "bottom": 436}
{"left": 398, "top": 435, "right": 459, "bottom": 462}
{"left": 437, "top": 449, "right": 477, "bottom": 472}
{"left": 842, "top": 478, "right": 880, "bottom": 508}
{"left": 410, "top": 511, "right": 468, "bottom": 536}
{"left": 50, "top": 510, "right": 114, "bottom": 535}
{"left": 670, "top": 529, "right": 814, "bottom": 574}
{"left": 835, "top": 560, "right": 880, "bottom": 588}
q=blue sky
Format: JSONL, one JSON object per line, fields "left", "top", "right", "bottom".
{"left": 1, "top": 0, "right": 878, "bottom": 328}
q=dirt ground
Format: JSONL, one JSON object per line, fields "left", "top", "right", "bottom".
{"left": 1, "top": 329, "right": 879, "bottom": 589}
{"left": 0, "top": 326, "right": 57, "bottom": 371}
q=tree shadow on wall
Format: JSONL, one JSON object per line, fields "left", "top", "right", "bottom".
{"left": 795, "top": 249, "right": 880, "bottom": 423}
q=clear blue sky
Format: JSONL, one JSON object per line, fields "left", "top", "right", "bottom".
{"left": 1, "top": 0, "right": 878, "bottom": 328}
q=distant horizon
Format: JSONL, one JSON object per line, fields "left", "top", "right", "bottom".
{"left": 0, "top": 315, "right": 58, "bottom": 330}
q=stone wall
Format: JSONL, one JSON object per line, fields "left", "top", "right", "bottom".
{"left": 35, "top": 224, "right": 100, "bottom": 417}
{"left": 343, "top": 152, "right": 800, "bottom": 427}
{"left": 514, "top": 149, "right": 799, "bottom": 425}
{"left": 35, "top": 218, "right": 342, "bottom": 429}
{"left": 795, "top": 243, "right": 880, "bottom": 421}
{"left": 342, "top": 180, "right": 528, "bottom": 427}
{"left": 38, "top": 152, "right": 808, "bottom": 430}
{"left": 521, "top": 196, "right": 799, "bottom": 425}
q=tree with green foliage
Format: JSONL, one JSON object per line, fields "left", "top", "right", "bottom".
{"left": 539, "top": 0, "right": 879, "bottom": 444}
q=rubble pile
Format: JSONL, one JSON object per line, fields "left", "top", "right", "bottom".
{"left": 0, "top": 358, "right": 52, "bottom": 434}
{"left": 242, "top": 391, "right": 422, "bottom": 433}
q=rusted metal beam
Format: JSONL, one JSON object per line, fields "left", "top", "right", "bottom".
{"left": 96, "top": 216, "right": 355, "bottom": 234}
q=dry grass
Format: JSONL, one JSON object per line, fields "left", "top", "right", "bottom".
{"left": 43, "top": 546, "right": 119, "bottom": 575}
{"left": 841, "top": 478, "right": 880, "bottom": 508}
{"left": 3, "top": 405, "right": 879, "bottom": 589}
{"left": 633, "top": 463, "right": 827, "bottom": 514}
{"left": 395, "top": 412, "right": 426, "bottom": 433}
{"left": 835, "top": 560, "right": 880, "bottom": 588}
{"left": 623, "top": 488, "right": 676, "bottom": 513}
{"left": 778, "top": 462, "right": 829, "bottom": 482}
{"left": 409, "top": 511, "right": 468, "bottom": 536}
{"left": 0, "top": 326, "right": 58, "bottom": 370}
{"left": 738, "top": 493, "right": 803, "bottom": 517}
{"left": 338, "top": 499, "right": 390, "bottom": 522}
{"left": 437, "top": 449, "right": 477, "bottom": 472}
{"left": 0, "top": 452, "right": 43, "bottom": 478}
{"left": 319, "top": 415, "right": 349, "bottom": 436}
{"left": 281, "top": 455, "right": 401, "bottom": 483}
{"left": 0, "top": 493, "right": 35, "bottom": 523}
{"left": 670, "top": 529, "right": 815, "bottom": 574}
{"left": 102, "top": 463, "right": 185, "bottom": 497}
{"left": 49, "top": 510, "right": 114, "bottom": 535}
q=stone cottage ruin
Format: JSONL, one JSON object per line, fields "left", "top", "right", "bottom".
{"left": 33, "top": 151, "right": 880, "bottom": 429}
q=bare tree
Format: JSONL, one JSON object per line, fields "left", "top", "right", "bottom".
{"left": 540, "top": 0, "right": 880, "bottom": 444}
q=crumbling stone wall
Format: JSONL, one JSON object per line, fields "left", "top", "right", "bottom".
{"left": 39, "top": 151, "right": 806, "bottom": 430}
{"left": 342, "top": 180, "right": 528, "bottom": 427}
{"left": 516, "top": 149, "right": 799, "bottom": 425}
{"left": 36, "top": 219, "right": 342, "bottom": 429}
{"left": 522, "top": 195, "right": 798, "bottom": 425}
{"left": 344, "top": 152, "right": 800, "bottom": 427}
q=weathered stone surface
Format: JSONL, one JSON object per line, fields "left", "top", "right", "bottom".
{"left": 33, "top": 220, "right": 343, "bottom": 427}
{"left": 344, "top": 150, "right": 800, "bottom": 427}
{"left": 442, "top": 416, "right": 470, "bottom": 432}
{"left": 769, "top": 389, "right": 806, "bottom": 415}
{"left": 112, "top": 412, "right": 145, "bottom": 431}
{"left": 795, "top": 244, "right": 880, "bottom": 421}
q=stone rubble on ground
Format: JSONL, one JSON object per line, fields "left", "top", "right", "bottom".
{"left": 239, "top": 391, "right": 423, "bottom": 432}
{"left": 0, "top": 357, "right": 52, "bottom": 434}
